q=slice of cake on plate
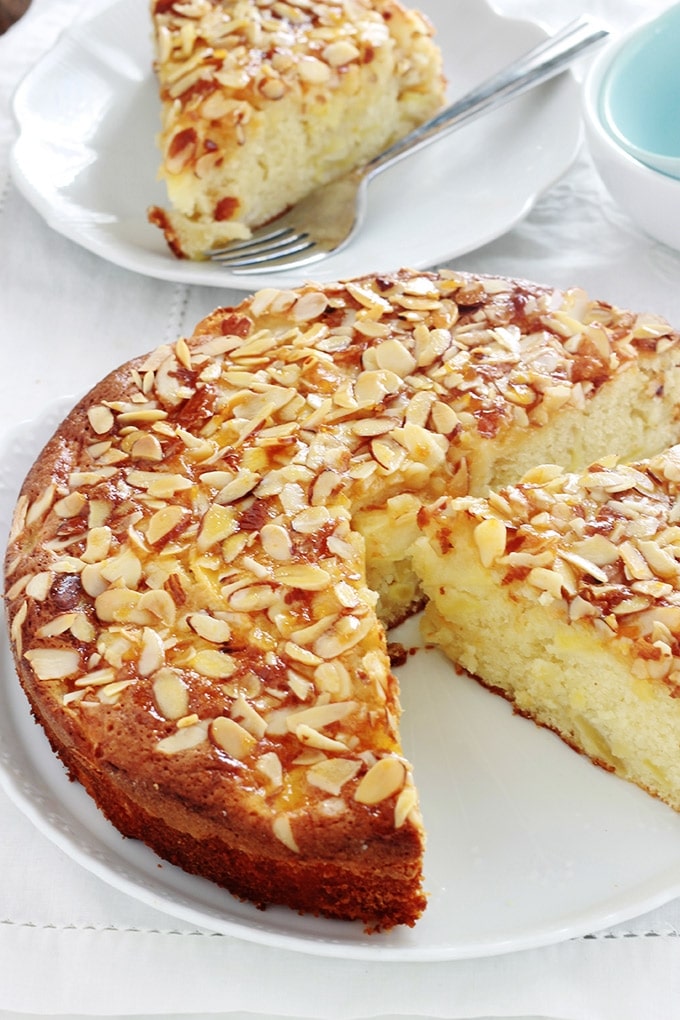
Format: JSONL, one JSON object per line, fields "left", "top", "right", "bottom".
{"left": 147, "top": 0, "right": 446, "bottom": 259}
{"left": 414, "top": 448, "right": 680, "bottom": 811}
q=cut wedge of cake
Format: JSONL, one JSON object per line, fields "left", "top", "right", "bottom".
{"left": 5, "top": 269, "right": 680, "bottom": 930}
{"left": 147, "top": 0, "right": 446, "bottom": 259}
{"left": 414, "top": 448, "right": 680, "bottom": 812}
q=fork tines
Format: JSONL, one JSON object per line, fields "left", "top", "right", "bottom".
{"left": 209, "top": 227, "right": 315, "bottom": 267}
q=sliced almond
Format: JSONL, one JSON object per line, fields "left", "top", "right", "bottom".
{"left": 306, "top": 758, "right": 361, "bottom": 796}
{"left": 211, "top": 716, "right": 256, "bottom": 760}
{"left": 354, "top": 757, "right": 406, "bottom": 805}
{"left": 24, "top": 647, "right": 80, "bottom": 681}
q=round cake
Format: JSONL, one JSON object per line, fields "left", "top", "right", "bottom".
{"left": 147, "top": 0, "right": 446, "bottom": 259}
{"left": 5, "top": 268, "right": 680, "bottom": 930}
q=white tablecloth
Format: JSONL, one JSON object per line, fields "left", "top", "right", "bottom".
{"left": 3, "top": 0, "right": 680, "bottom": 1017}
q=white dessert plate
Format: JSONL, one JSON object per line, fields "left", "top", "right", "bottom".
{"left": 3, "top": 399, "right": 680, "bottom": 962}
{"left": 9, "top": 0, "right": 583, "bottom": 290}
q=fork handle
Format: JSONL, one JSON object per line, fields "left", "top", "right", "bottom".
{"left": 363, "top": 16, "right": 608, "bottom": 180}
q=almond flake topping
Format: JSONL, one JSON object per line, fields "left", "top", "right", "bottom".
{"left": 7, "top": 269, "right": 679, "bottom": 839}
{"left": 354, "top": 757, "right": 407, "bottom": 805}
{"left": 450, "top": 444, "right": 680, "bottom": 681}
{"left": 24, "top": 647, "right": 81, "bottom": 681}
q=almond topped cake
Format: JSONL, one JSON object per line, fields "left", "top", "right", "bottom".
{"left": 414, "top": 447, "right": 680, "bottom": 813}
{"left": 5, "top": 268, "right": 680, "bottom": 930}
{"left": 147, "top": 0, "right": 446, "bottom": 260}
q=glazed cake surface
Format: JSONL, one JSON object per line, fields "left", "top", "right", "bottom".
{"left": 147, "top": 0, "right": 446, "bottom": 259}
{"left": 5, "top": 268, "right": 680, "bottom": 930}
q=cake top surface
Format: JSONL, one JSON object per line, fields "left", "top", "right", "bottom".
{"left": 152, "top": 0, "right": 435, "bottom": 112}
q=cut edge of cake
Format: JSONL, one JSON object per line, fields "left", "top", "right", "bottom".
{"left": 413, "top": 447, "right": 680, "bottom": 813}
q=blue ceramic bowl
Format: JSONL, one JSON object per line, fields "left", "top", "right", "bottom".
{"left": 599, "top": 4, "right": 680, "bottom": 178}
{"left": 583, "top": 7, "right": 680, "bottom": 250}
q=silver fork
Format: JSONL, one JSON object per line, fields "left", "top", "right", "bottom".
{"left": 208, "top": 16, "right": 608, "bottom": 273}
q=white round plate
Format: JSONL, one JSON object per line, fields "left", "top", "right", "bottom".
{"left": 9, "top": 0, "right": 582, "bottom": 290}
{"left": 3, "top": 400, "right": 680, "bottom": 961}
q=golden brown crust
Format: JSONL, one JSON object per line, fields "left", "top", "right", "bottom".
{"left": 6, "top": 268, "right": 680, "bottom": 929}
{"left": 28, "top": 679, "right": 422, "bottom": 926}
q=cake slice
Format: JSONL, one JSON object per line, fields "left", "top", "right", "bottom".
{"left": 413, "top": 448, "right": 680, "bottom": 812}
{"left": 147, "top": 0, "right": 446, "bottom": 259}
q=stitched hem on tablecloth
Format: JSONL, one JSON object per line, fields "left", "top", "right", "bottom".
{"left": 0, "top": 918, "right": 219, "bottom": 937}
{"left": 4, "top": 916, "right": 680, "bottom": 940}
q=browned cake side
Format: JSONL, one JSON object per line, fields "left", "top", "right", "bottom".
{"left": 6, "top": 269, "right": 680, "bottom": 930}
